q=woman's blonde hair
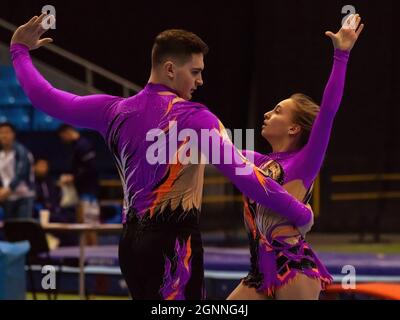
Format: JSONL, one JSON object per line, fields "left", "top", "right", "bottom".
{"left": 290, "top": 93, "right": 320, "bottom": 147}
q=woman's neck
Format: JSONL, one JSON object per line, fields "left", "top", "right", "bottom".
{"left": 270, "top": 139, "right": 300, "bottom": 154}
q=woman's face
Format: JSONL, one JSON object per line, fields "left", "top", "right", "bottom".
{"left": 261, "top": 98, "right": 298, "bottom": 142}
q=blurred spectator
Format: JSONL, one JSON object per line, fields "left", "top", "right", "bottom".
{"left": 34, "top": 158, "right": 78, "bottom": 246}
{"left": 58, "top": 124, "right": 99, "bottom": 245}
{"left": 0, "top": 122, "right": 35, "bottom": 220}
{"left": 33, "top": 158, "right": 61, "bottom": 218}
{"left": 57, "top": 124, "right": 99, "bottom": 199}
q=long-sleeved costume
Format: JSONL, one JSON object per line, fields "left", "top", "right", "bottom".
{"left": 11, "top": 43, "right": 312, "bottom": 299}
{"left": 241, "top": 49, "right": 349, "bottom": 296}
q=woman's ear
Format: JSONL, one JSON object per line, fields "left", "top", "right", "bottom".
{"left": 288, "top": 124, "right": 301, "bottom": 136}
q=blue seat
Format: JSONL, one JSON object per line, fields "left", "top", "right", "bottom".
{"left": 0, "top": 85, "right": 17, "bottom": 105}
{"left": 8, "top": 86, "right": 30, "bottom": 105}
{"left": 32, "top": 110, "right": 62, "bottom": 131}
{"left": 0, "top": 106, "right": 31, "bottom": 131}
{"left": 0, "top": 65, "right": 29, "bottom": 106}
{"left": 0, "top": 83, "right": 31, "bottom": 106}
{"left": 0, "top": 65, "right": 19, "bottom": 86}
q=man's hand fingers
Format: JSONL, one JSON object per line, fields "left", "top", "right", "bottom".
{"left": 31, "top": 13, "right": 47, "bottom": 35}
{"left": 37, "top": 24, "right": 49, "bottom": 37}
{"left": 35, "top": 13, "right": 47, "bottom": 25}
{"left": 37, "top": 14, "right": 55, "bottom": 33}
{"left": 37, "top": 38, "right": 53, "bottom": 47}
{"left": 26, "top": 15, "right": 39, "bottom": 27}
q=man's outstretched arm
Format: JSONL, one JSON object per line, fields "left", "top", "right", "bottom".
{"left": 10, "top": 14, "right": 122, "bottom": 135}
{"left": 187, "top": 106, "right": 313, "bottom": 228}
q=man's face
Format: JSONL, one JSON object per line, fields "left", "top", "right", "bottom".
{"left": 59, "top": 130, "right": 73, "bottom": 144}
{"left": 169, "top": 53, "right": 204, "bottom": 100}
{"left": 34, "top": 160, "right": 49, "bottom": 177}
{"left": 0, "top": 126, "right": 15, "bottom": 147}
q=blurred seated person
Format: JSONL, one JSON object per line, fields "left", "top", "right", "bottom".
{"left": 34, "top": 158, "right": 77, "bottom": 246}
{"left": 0, "top": 122, "right": 35, "bottom": 220}
{"left": 58, "top": 124, "right": 100, "bottom": 245}
{"left": 33, "top": 158, "right": 61, "bottom": 218}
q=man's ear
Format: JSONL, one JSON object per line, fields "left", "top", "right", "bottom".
{"left": 163, "top": 61, "right": 175, "bottom": 80}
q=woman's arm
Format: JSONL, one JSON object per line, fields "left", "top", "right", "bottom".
{"left": 293, "top": 14, "right": 364, "bottom": 188}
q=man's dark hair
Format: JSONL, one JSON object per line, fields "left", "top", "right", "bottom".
{"left": 0, "top": 122, "right": 16, "bottom": 133}
{"left": 151, "top": 29, "right": 209, "bottom": 67}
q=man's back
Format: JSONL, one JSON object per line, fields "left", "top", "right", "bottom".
{"left": 105, "top": 83, "right": 207, "bottom": 224}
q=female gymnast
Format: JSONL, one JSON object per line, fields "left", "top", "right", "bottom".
{"left": 228, "top": 14, "right": 364, "bottom": 300}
